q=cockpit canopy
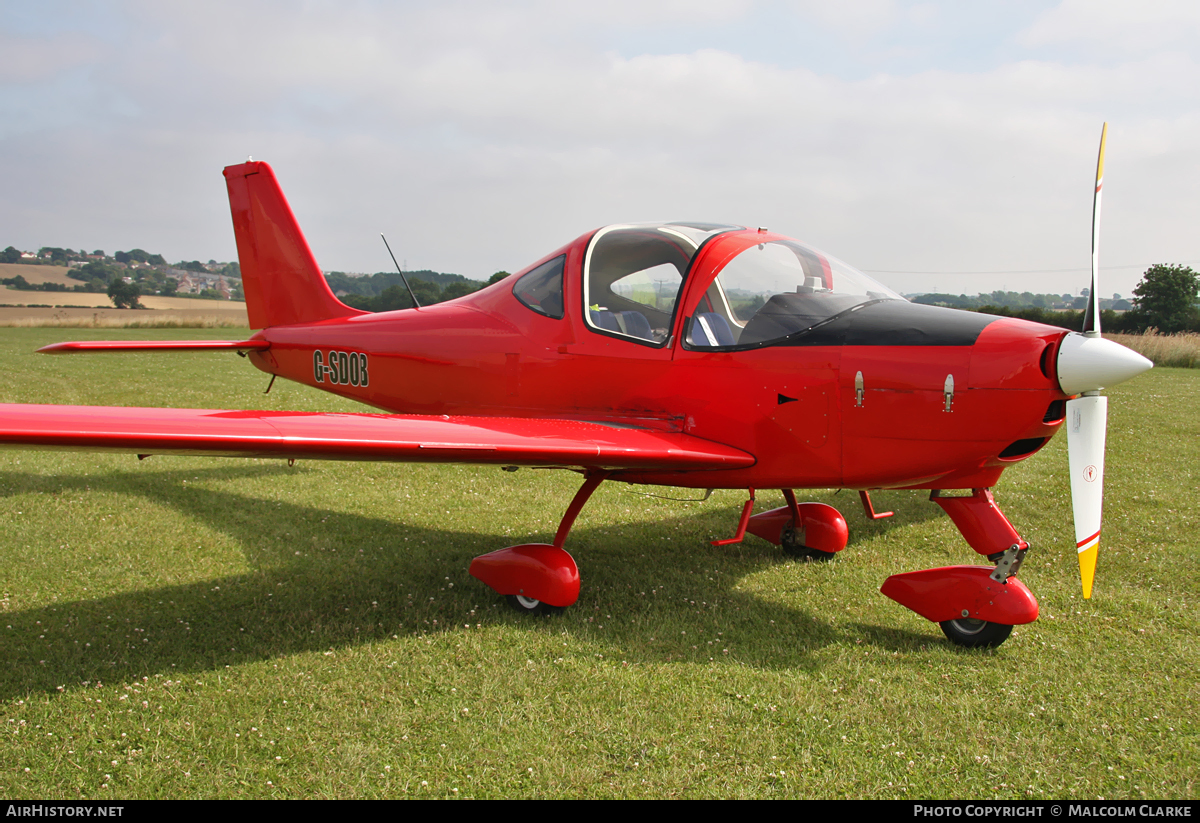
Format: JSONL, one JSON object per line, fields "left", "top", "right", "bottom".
{"left": 524, "top": 221, "right": 905, "bottom": 350}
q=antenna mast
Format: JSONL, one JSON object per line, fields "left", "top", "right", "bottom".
{"left": 381, "top": 234, "right": 421, "bottom": 309}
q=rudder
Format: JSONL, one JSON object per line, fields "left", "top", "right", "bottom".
{"left": 223, "top": 161, "right": 363, "bottom": 329}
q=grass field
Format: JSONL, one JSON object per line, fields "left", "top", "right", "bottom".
{"left": 0, "top": 308, "right": 247, "bottom": 328}
{"left": 1110, "top": 331, "right": 1200, "bottom": 369}
{"left": 0, "top": 327, "right": 1195, "bottom": 799}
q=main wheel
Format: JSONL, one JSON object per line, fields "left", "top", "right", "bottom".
{"left": 781, "top": 523, "right": 836, "bottom": 562}
{"left": 505, "top": 594, "right": 564, "bottom": 616}
{"left": 939, "top": 618, "right": 1013, "bottom": 648}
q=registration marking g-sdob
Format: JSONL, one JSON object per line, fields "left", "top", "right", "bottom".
{"left": 314, "top": 350, "right": 369, "bottom": 387}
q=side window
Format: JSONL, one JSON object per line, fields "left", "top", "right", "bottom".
{"left": 512, "top": 256, "right": 565, "bottom": 319}
{"left": 584, "top": 228, "right": 692, "bottom": 345}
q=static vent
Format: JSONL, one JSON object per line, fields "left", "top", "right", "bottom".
{"left": 998, "top": 437, "right": 1048, "bottom": 460}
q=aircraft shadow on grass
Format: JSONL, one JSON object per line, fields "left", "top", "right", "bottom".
{"left": 0, "top": 464, "right": 951, "bottom": 698}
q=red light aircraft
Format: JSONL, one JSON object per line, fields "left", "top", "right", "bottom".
{"left": 1, "top": 126, "right": 1151, "bottom": 647}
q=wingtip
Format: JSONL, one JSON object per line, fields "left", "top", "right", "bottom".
{"left": 36, "top": 342, "right": 71, "bottom": 355}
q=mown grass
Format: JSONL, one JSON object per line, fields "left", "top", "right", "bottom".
{"left": 0, "top": 327, "right": 1195, "bottom": 799}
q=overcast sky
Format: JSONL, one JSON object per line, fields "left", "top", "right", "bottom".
{"left": 2, "top": 0, "right": 1198, "bottom": 296}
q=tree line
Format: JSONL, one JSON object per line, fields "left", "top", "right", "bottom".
{"left": 8, "top": 244, "right": 1194, "bottom": 331}
{"left": 913, "top": 290, "right": 1132, "bottom": 312}
{"left": 1, "top": 246, "right": 171, "bottom": 266}
{"left": 326, "top": 270, "right": 509, "bottom": 311}
{"left": 333, "top": 263, "right": 1198, "bottom": 332}
{"left": 917, "top": 265, "right": 1200, "bottom": 334}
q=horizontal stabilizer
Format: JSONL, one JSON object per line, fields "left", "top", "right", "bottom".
{"left": 0, "top": 405, "right": 755, "bottom": 472}
{"left": 38, "top": 340, "right": 269, "bottom": 355}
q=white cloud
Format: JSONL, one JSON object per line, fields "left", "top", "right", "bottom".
{"left": 1019, "top": 0, "right": 1200, "bottom": 54}
{"left": 0, "top": 1, "right": 1197, "bottom": 295}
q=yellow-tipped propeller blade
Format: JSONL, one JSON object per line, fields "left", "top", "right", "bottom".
{"left": 1067, "top": 394, "right": 1107, "bottom": 599}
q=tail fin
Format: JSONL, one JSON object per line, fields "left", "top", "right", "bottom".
{"left": 223, "top": 161, "right": 364, "bottom": 329}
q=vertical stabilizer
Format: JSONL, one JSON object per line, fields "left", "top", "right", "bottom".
{"left": 223, "top": 161, "right": 364, "bottom": 329}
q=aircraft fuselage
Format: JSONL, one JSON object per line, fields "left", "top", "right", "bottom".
{"left": 248, "top": 227, "right": 1070, "bottom": 491}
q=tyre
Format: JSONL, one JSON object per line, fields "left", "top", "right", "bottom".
{"left": 939, "top": 618, "right": 1013, "bottom": 648}
{"left": 505, "top": 594, "right": 564, "bottom": 616}
{"left": 781, "top": 524, "right": 836, "bottom": 562}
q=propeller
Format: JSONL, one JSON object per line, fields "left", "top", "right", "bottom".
{"left": 1056, "top": 123, "right": 1152, "bottom": 598}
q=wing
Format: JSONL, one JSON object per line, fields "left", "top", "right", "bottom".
{"left": 0, "top": 405, "right": 754, "bottom": 472}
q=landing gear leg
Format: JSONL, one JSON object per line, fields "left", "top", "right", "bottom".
{"left": 470, "top": 469, "right": 610, "bottom": 614}
{"left": 880, "top": 489, "right": 1038, "bottom": 649}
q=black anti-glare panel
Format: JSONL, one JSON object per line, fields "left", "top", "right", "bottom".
{"left": 782, "top": 300, "right": 998, "bottom": 347}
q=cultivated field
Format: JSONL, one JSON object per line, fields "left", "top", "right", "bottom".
{"left": 0, "top": 264, "right": 248, "bottom": 316}
{"left": 0, "top": 264, "right": 78, "bottom": 288}
{"left": 0, "top": 327, "right": 1195, "bottom": 799}
{"left": 0, "top": 293, "right": 249, "bottom": 313}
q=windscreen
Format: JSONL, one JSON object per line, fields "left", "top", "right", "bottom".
{"left": 687, "top": 239, "right": 903, "bottom": 348}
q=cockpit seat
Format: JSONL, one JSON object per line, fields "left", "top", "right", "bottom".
{"left": 689, "top": 312, "right": 736, "bottom": 347}
{"left": 590, "top": 309, "right": 621, "bottom": 333}
{"left": 618, "top": 311, "right": 653, "bottom": 341}
{"left": 590, "top": 309, "right": 655, "bottom": 341}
